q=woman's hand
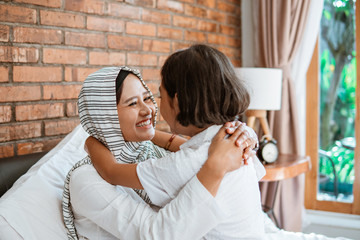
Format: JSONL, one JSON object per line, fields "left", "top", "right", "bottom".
{"left": 197, "top": 124, "right": 251, "bottom": 196}
{"left": 196, "top": 124, "right": 247, "bottom": 196}
{"left": 224, "top": 121, "right": 258, "bottom": 160}
{"left": 206, "top": 124, "right": 248, "bottom": 176}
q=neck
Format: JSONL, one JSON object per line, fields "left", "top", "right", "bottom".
{"left": 174, "top": 123, "right": 210, "bottom": 137}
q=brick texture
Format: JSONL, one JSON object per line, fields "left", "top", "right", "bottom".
{"left": 128, "top": 53, "right": 157, "bottom": 67}
{"left": 87, "top": 17, "right": 124, "bottom": 32}
{"left": 0, "top": 46, "right": 39, "bottom": 63}
{"left": 64, "top": 0, "right": 105, "bottom": 14}
{"left": 0, "top": 0, "right": 241, "bottom": 158}
{"left": 17, "top": 138, "right": 62, "bottom": 155}
{"left": 14, "top": 27, "right": 62, "bottom": 45}
{"left": 89, "top": 51, "right": 125, "bottom": 66}
{"left": 13, "top": 66, "right": 62, "bottom": 82}
{"left": 108, "top": 35, "right": 141, "bottom": 50}
{"left": 108, "top": 3, "right": 141, "bottom": 19}
{"left": 0, "top": 5, "right": 36, "bottom": 24}
{"left": 0, "top": 25, "right": 10, "bottom": 42}
{"left": 44, "top": 119, "right": 80, "bottom": 136}
{"left": 43, "top": 84, "right": 83, "bottom": 100}
{"left": 0, "top": 144, "right": 14, "bottom": 158}
{"left": 142, "top": 68, "right": 161, "bottom": 81}
{"left": 66, "top": 101, "right": 79, "bottom": 117}
{"left": 15, "top": 103, "right": 64, "bottom": 121}
{"left": 40, "top": 10, "right": 85, "bottom": 28}
{"left": 143, "top": 40, "right": 171, "bottom": 53}
{"left": 64, "top": 67, "right": 98, "bottom": 82}
{"left": 0, "top": 86, "right": 41, "bottom": 102}
{"left": 142, "top": 9, "right": 170, "bottom": 24}
{"left": 125, "top": 0, "right": 155, "bottom": 8}
{"left": 158, "top": 27, "right": 183, "bottom": 39}
{"left": 0, "top": 122, "right": 41, "bottom": 142}
{"left": 126, "top": 22, "right": 156, "bottom": 37}
{"left": 65, "top": 32, "right": 106, "bottom": 48}
{"left": 14, "top": 0, "right": 62, "bottom": 8}
{"left": 0, "top": 106, "right": 12, "bottom": 123}
{"left": 157, "top": 0, "right": 184, "bottom": 13}
{"left": 0, "top": 66, "right": 8, "bottom": 82}
{"left": 43, "top": 48, "right": 86, "bottom": 65}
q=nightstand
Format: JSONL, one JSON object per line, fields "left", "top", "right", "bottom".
{"left": 260, "top": 154, "right": 311, "bottom": 228}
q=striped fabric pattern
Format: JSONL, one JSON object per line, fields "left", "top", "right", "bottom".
{"left": 62, "top": 67, "right": 168, "bottom": 240}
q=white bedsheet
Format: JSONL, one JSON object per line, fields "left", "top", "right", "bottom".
{"left": 0, "top": 125, "right": 352, "bottom": 239}
{"left": 263, "top": 212, "right": 352, "bottom": 240}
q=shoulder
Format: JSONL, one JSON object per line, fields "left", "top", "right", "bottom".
{"left": 137, "top": 142, "right": 209, "bottom": 183}
{"left": 160, "top": 144, "right": 208, "bottom": 166}
{"left": 69, "top": 164, "right": 104, "bottom": 190}
{"left": 68, "top": 164, "right": 133, "bottom": 212}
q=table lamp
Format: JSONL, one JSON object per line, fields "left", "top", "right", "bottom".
{"left": 234, "top": 67, "right": 283, "bottom": 141}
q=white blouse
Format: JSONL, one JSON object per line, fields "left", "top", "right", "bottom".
{"left": 137, "top": 125, "right": 266, "bottom": 239}
{"left": 69, "top": 164, "right": 225, "bottom": 240}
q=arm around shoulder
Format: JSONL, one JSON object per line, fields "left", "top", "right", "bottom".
{"left": 151, "top": 130, "right": 187, "bottom": 152}
{"left": 85, "top": 136, "right": 143, "bottom": 189}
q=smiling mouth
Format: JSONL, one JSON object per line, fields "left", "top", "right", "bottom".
{"left": 136, "top": 119, "right": 152, "bottom": 127}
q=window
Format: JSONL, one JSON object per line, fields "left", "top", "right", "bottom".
{"left": 305, "top": 0, "right": 360, "bottom": 214}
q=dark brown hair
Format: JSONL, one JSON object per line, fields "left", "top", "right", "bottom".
{"left": 116, "top": 70, "right": 131, "bottom": 104}
{"left": 161, "top": 44, "right": 250, "bottom": 128}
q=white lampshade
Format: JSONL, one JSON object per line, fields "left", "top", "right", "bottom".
{"left": 234, "top": 67, "right": 283, "bottom": 110}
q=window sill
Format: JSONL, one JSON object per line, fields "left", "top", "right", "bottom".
{"left": 304, "top": 209, "right": 360, "bottom": 230}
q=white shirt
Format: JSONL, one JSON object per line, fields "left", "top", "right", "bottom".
{"left": 137, "top": 125, "right": 266, "bottom": 240}
{"left": 69, "top": 164, "right": 225, "bottom": 240}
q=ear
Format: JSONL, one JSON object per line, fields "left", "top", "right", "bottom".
{"left": 173, "top": 93, "right": 180, "bottom": 114}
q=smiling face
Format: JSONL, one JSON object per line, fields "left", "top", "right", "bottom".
{"left": 117, "top": 74, "right": 156, "bottom": 142}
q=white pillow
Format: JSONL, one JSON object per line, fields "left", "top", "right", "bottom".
{"left": 0, "top": 125, "right": 88, "bottom": 239}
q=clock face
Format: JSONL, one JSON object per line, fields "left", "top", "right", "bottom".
{"left": 261, "top": 142, "right": 278, "bottom": 163}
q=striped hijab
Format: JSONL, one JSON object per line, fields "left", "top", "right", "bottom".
{"left": 62, "top": 67, "right": 167, "bottom": 240}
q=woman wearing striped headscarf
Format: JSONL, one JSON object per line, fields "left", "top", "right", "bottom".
{"left": 63, "top": 64, "right": 256, "bottom": 240}
{"left": 84, "top": 45, "right": 266, "bottom": 239}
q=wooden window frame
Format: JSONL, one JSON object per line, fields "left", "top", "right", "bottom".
{"left": 305, "top": 1, "right": 360, "bottom": 214}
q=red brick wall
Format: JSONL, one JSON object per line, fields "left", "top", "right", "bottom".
{"left": 0, "top": 0, "right": 242, "bottom": 158}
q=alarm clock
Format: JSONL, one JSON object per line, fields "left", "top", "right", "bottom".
{"left": 258, "top": 136, "right": 279, "bottom": 164}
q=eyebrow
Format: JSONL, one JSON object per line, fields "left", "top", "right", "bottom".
{"left": 123, "top": 91, "right": 150, "bottom": 104}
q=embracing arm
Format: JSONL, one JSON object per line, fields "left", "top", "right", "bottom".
{"left": 86, "top": 122, "right": 248, "bottom": 197}
{"left": 86, "top": 135, "right": 233, "bottom": 197}
{"left": 86, "top": 136, "right": 222, "bottom": 194}
{"left": 85, "top": 137, "right": 143, "bottom": 189}
{"left": 86, "top": 129, "right": 188, "bottom": 188}
{"left": 151, "top": 129, "right": 187, "bottom": 152}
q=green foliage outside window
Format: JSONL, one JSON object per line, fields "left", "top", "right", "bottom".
{"left": 318, "top": 0, "right": 356, "bottom": 199}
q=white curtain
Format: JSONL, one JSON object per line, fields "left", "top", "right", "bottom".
{"left": 242, "top": 0, "right": 324, "bottom": 155}
{"left": 291, "top": 0, "right": 324, "bottom": 155}
{"left": 290, "top": 0, "right": 323, "bottom": 230}
{"left": 242, "top": 0, "right": 324, "bottom": 230}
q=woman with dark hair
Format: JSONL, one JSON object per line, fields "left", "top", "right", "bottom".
{"left": 63, "top": 64, "right": 259, "bottom": 240}
{"left": 87, "top": 45, "right": 266, "bottom": 239}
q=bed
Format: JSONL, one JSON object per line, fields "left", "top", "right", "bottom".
{"left": 0, "top": 125, "right": 352, "bottom": 239}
